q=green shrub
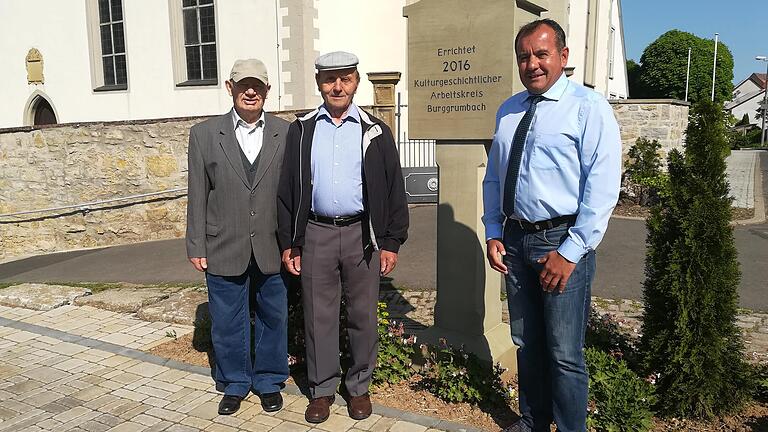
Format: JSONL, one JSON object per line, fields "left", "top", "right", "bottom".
{"left": 626, "top": 137, "right": 663, "bottom": 180}
{"left": 373, "top": 302, "right": 416, "bottom": 386}
{"left": 418, "top": 339, "right": 510, "bottom": 405}
{"left": 728, "top": 129, "right": 751, "bottom": 150}
{"left": 751, "top": 363, "right": 768, "bottom": 403}
{"left": 729, "top": 128, "right": 763, "bottom": 149}
{"left": 640, "top": 100, "right": 751, "bottom": 418}
{"left": 746, "top": 128, "right": 764, "bottom": 146}
{"left": 586, "top": 347, "right": 656, "bottom": 432}
{"left": 623, "top": 138, "right": 670, "bottom": 206}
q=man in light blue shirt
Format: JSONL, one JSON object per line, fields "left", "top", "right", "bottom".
{"left": 310, "top": 103, "right": 364, "bottom": 217}
{"left": 482, "top": 19, "right": 621, "bottom": 432}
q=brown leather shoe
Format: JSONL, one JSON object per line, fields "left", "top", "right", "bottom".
{"left": 347, "top": 393, "right": 372, "bottom": 420}
{"left": 305, "top": 395, "right": 335, "bottom": 423}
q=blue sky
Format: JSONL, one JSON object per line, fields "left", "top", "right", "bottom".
{"left": 622, "top": 0, "right": 768, "bottom": 84}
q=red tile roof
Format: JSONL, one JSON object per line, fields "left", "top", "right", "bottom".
{"left": 752, "top": 73, "right": 767, "bottom": 89}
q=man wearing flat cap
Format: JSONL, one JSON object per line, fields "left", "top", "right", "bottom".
{"left": 277, "top": 51, "right": 408, "bottom": 423}
{"left": 186, "top": 58, "right": 290, "bottom": 416}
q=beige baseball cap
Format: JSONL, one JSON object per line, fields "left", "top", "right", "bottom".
{"left": 230, "top": 59, "right": 269, "bottom": 85}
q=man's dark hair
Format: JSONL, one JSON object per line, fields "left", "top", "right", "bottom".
{"left": 514, "top": 18, "right": 567, "bottom": 53}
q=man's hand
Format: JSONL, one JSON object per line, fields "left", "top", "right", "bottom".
{"left": 380, "top": 250, "right": 398, "bottom": 276}
{"left": 282, "top": 248, "right": 302, "bottom": 276}
{"left": 189, "top": 257, "right": 208, "bottom": 272}
{"left": 537, "top": 251, "right": 576, "bottom": 293}
{"left": 486, "top": 239, "right": 508, "bottom": 274}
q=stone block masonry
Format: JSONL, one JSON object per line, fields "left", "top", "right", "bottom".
{"left": 609, "top": 99, "right": 690, "bottom": 164}
{"left": 0, "top": 112, "right": 300, "bottom": 261}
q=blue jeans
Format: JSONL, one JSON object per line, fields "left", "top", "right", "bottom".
{"left": 503, "top": 222, "right": 594, "bottom": 432}
{"left": 206, "top": 260, "right": 289, "bottom": 397}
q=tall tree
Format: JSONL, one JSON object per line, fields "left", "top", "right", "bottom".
{"left": 640, "top": 100, "right": 751, "bottom": 417}
{"left": 626, "top": 59, "right": 645, "bottom": 98}
{"left": 638, "top": 30, "right": 733, "bottom": 103}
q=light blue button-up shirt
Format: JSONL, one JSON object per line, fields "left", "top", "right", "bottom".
{"left": 482, "top": 74, "right": 622, "bottom": 262}
{"left": 310, "top": 103, "right": 364, "bottom": 217}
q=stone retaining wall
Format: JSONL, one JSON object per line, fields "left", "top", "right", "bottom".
{"left": 610, "top": 99, "right": 690, "bottom": 162}
{"left": 0, "top": 113, "right": 300, "bottom": 262}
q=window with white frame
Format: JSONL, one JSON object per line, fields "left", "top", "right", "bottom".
{"left": 183, "top": 0, "right": 217, "bottom": 81}
{"left": 169, "top": 0, "right": 218, "bottom": 86}
{"left": 86, "top": 0, "right": 128, "bottom": 91}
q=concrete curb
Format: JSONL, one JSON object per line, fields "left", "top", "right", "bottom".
{"left": 734, "top": 151, "right": 766, "bottom": 226}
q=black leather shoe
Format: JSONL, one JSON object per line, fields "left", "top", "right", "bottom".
{"left": 260, "top": 392, "right": 283, "bottom": 412}
{"left": 218, "top": 395, "right": 243, "bottom": 415}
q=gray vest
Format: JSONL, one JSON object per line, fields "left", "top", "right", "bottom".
{"left": 238, "top": 145, "right": 261, "bottom": 186}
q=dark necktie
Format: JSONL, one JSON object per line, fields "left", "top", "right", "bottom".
{"left": 503, "top": 95, "right": 542, "bottom": 217}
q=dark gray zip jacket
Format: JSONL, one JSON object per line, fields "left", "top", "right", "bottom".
{"left": 277, "top": 106, "right": 408, "bottom": 253}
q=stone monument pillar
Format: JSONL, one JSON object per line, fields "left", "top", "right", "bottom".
{"left": 367, "top": 72, "right": 401, "bottom": 140}
{"left": 404, "top": 0, "right": 550, "bottom": 371}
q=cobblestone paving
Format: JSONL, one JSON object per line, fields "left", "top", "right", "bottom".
{"left": 0, "top": 304, "right": 472, "bottom": 432}
{"left": 3, "top": 287, "right": 766, "bottom": 431}
{"left": 386, "top": 291, "right": 768, "bottom": 365}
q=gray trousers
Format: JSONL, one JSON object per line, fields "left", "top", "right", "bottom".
{"left": 301, "top": 220, "right": 380, "bottom": 398}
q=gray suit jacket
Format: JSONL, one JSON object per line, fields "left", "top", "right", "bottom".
{"left": 186, "top": 111, "right": 290, "bottom": 276}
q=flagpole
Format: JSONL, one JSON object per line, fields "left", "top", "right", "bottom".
{"left": 685, "top": 47, "right": 691, "bottom": 102}
{"left": 711, "top": 33, "right": 718, "bottom": 102}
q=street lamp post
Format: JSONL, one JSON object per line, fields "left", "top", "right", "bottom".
{"left": 757, "top": 56, "right": 768, "bottom": 147}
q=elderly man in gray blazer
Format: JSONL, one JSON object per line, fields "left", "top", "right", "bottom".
{"left": 186, "top": 58, "right": 289, "bottom": 416}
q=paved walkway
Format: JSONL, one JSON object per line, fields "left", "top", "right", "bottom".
{"left": 1, "top": 286, "right": 765, "bottom": 432}
{"left": 0, "top": 302, "right": 472, "bottom": 432}
{"left": 726, "top": 149, "right": 760, "bottom": 209}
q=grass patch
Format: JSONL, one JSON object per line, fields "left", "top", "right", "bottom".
{"left": 593, "top": 297, "right": 612, "bottom": 310}
{"left": 626, "top": 300, "right": 643, "bottom": 313}
{"left": 45, "top": 282, "right": 124, "bottom": 294}
{"left": 152, "top": 282, "right": 206, "bottom": 290}
{"left": 0, "top": 282, "right": 15, "bottom": 290}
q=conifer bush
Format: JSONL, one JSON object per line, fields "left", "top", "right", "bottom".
{"left": 639, "top": 100, "right": 751, "bottom": 417}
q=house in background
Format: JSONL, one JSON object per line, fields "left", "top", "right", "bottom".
{"left": 0, "top": 0, "right": 627, "bottom": 141}
{"left": 727, "top": 73, "right": 766, "bottom": 126}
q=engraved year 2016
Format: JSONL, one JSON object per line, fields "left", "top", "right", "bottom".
{"left": 442, "top": 59, "right": 471, "bottom": 72}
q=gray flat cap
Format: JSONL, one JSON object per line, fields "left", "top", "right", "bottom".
{"left": 315, "top": 51, "right": 359, "bottom": 71}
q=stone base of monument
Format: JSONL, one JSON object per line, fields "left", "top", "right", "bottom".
{"left": 418, "top": 321, "right": 517, "bottom": 373}
{"left": 426, "top": 142, "right": 519, "bottom": 373}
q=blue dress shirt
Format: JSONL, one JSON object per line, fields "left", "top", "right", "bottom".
{"left": 482, "top": 74, "right": 622, "bottom": 263}
{"left": 310, "top": 103, "right": 365, "bottom": 217}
